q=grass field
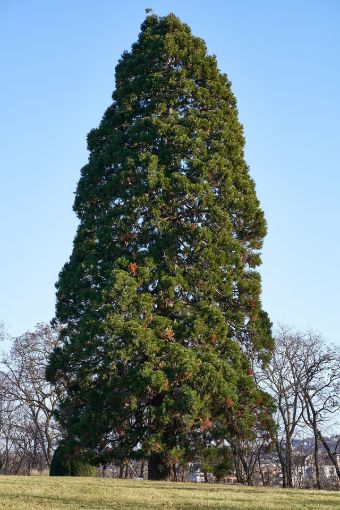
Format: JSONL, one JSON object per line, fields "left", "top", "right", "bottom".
{"left": 0, "top": 477, "right": 339, "bottom": 509}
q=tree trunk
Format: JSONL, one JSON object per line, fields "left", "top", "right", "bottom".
{"left": 258, "top": 457, "right": 266, "bottom": 486}
{"left": 286, "top": 435, "right": 293, "bottom": 487}
{"left": 232, "top": 450, "right": 246, "bottom": 484}
{"left": 172, "top": 463, "right": 177, "bottom": 482}
{"left": 148, "top": 454, "right": 173, "bottom": 481}
{"left": 314, "top": 436, "right": 321, "bottom": 490}
{"left": 317, "top": 431, "right": 340, "bottom": 485}
{"left": 140, "top": 460, "right": 145, "bottom": 478}
{"left": 118, "top": 462, "right": 125, "bottom": 478}
{"left": 276, "top": 439, "right": 287, "bottom": 488}
{"left": 238, "top": 453, "right": 254, "bottom": 486}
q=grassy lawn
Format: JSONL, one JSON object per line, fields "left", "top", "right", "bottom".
{"left": 0, "top": 477, "right": 339, "bottom": 509}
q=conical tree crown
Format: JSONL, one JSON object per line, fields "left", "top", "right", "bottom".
{"left": 47, "top": 13, "right": 273, "bottom": 466}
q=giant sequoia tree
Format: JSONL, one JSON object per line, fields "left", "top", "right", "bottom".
{"left": 47, "top": 13, "right": 274, "bottom": 480}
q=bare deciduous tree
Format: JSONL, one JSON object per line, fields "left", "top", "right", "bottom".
{"left": 260, "top": 325, "right": 305, "bottom": 487}
{"left": 261, "top": 326, "right": 340, "bottom": 489}
{"left": 297, "top": 332, "right": 340, "bottom": 489}
{"left": 0, "top": 323, "right": 62, "bottom": 474}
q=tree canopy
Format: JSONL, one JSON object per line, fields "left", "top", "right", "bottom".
{"left": 46, "top": 13, "right": 274, "bottom": 480}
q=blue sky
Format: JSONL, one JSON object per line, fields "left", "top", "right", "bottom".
{"left": 0, "top": 0, "right": 339, "bottom": 343}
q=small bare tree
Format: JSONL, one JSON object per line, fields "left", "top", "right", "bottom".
{"left": 229, "top": 433, "right": 270, "bottom": 486}
{"left": 261, "top": 326, "right": 340, "bottom": 490}
{"left": 0, "top": 323, "right": 62, "bottom": 474}
{"left": 297, "top": 332, "right": 340, "bottom": 489}
{"left": 260, "top": 325, "right": 305, "bottom": 487}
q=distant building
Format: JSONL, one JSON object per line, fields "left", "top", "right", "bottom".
{"left": 188, "top": 471, "right": 205, "bottom": 483}
{"left": 302, "top": 452, "right": 340, "bottom": 483}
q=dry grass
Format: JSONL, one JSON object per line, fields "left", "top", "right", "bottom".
{"left": 0, "top": 477, "right": 339, "bottom": 509}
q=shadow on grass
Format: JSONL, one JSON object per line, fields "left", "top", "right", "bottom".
{"left": 1, "top": 480, "right": 340, "bottom": 510}
{"left": 282, "top": 496, "right": 340, "bottom": 508}
{"left": 0, "top": 491, "right": 240, "bottom": 510}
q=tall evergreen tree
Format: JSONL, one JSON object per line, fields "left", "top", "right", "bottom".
{"left": 47, "top": 13, "right": 274, "bottom": 480}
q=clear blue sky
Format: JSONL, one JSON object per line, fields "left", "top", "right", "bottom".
{"left": 1, "top": 1, "right": 339, "bottom": 343}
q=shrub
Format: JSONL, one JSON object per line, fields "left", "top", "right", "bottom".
{"left": 50, "top": 445, "right": 96, "bottom": 477}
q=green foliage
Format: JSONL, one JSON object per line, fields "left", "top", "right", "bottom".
{"left": 50, "top": 446, "right": 96, "bottom": 477}
{"left": 50, "top": 446, "right": 71, "bottom": 476}
{"left": 71, "top": 459, "right": 97, "bottom": 477}
{"left": 201, "top": 447, "right": 234, "bottom": 482}
{"left": 46, "top": 12, "right": 274, "bottom": 476}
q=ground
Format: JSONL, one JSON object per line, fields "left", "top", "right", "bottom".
{"left": 0, "top": 477, "right": 339, "bottom": 509}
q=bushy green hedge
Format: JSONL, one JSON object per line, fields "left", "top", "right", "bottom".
{"left": 50, "top": 445, "right": 96, "bottom": 477}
